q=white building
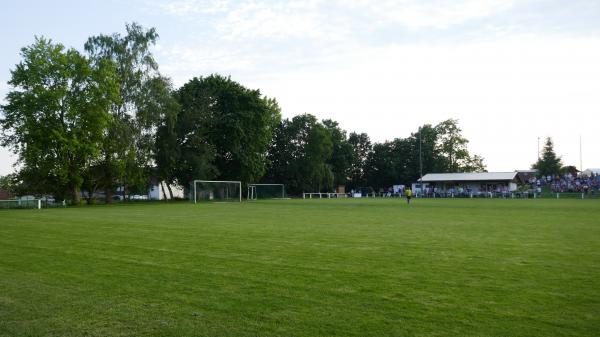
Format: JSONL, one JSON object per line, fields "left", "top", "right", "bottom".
{"left": 418, "top": 172, "right": 521, "bottom": 195}
{"left": 582, "top": 168, "right": 600, "bottom": 177}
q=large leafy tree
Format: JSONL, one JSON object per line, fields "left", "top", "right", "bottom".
{"left": 434, "top": 119, "right": 485, "bottom": 172}
{"left": 348, "top": 132, "right": 372, "bottom": 188}
{"left": 404, "top": 121, "right": 484, "bottom": 183}
{"left": 532, "top": 137, "right": 562, "bottom": 177}
{"left": 264, "top": 117, "right": 299, "bottom": 188}
{"left": 364, "top": 141, "right": 396, "bottom": 189}
{"left": 85, "top": 22, "right": 165, "bottom": 201}
{"left": 0, "top": 37, "right": 118, "bottom": 203}
{"left": 168, "top": 78, "right": 216, "bottom": 190}
{"left": 364, "top": 138, "right": 414, "bottom": 189}
{"left": 266, "top": 114, "right": 333, "bottom": 194}
{"left": 175, "top": 75, "right": 281, "bottom": 185}
{"left": 154, "top": 86, "right": 182, "bottom": 199}
{"left": 407, "top": 124, "right": 439, "bottom": 181}
{"left": 305, "top": 122, "right": 334, "bottom": 192}
{"left": 322, "top": 120, "right": 353, "bottom": 188}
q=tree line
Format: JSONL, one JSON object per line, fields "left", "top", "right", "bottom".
{"left": 0, "top": 23, "right": 485, "bottom": 203}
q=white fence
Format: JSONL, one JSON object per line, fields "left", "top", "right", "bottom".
{"left": 303, "top": 193, "right": 349, "bottom": 199}
{"left": 414, "top": 191, "right": 595, "bottom": 199}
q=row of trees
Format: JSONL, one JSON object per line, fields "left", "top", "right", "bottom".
{"left": 0, "top": 23, "right": 485, "bottom": 202}
{"left": 262, "top": 116, "right": 485, "bottom": 195}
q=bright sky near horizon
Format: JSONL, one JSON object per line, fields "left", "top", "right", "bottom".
{"left": 1, "top": 0, "right": 599, "bottom": 175}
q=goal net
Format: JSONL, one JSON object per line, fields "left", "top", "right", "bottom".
{"left": 191, "top": 180, "right": 242, "bottom": 203}
{"left": 0, "top": 199, "right": 42, "bottom": 209}
{"left": 247, "top": 184, "right": 286, "bottom": 200}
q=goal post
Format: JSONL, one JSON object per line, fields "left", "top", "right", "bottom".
{"left": 191, "top": 180, "right": 242, "bottom": 203}
{"left": 247, "top": 184, "right": 286, "bottom": 200}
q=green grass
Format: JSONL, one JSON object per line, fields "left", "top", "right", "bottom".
{"left": 1, "top": 199, "right": 599, "bottom": 336}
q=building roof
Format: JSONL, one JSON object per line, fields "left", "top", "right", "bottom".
{"left": 419, "top": 172, "right": 518, "bottom": 182}
{"left": 0, "top": 189, "right": 10, "bottom": 199}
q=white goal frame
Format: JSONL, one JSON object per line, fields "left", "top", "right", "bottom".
{"left": 192, "top": 180, "right": 242, "bottom": 203}
{"left": 0, "top": 199, "right": 42, "bottom": 209}
{"left": 247, "top": 184, "right": 286, "bottom": 200}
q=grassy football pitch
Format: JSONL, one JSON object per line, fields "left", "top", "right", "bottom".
{"left": 1, "top": 199, "right": 599, "bottom": 336}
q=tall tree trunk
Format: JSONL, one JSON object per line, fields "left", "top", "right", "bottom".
{"left": 86, "top": 184, "right": 93, "bottom": 205}
{"left": 72, "top": 184, "right": 80, "bottom": 205}
{"left": 160, "top": 182, "right": 168, "bottom": 201}
{"left": 88, "top": 183, "right": 99, "bottom": 205}
{"left": 103, "top": 155, "right": 113, "bottom": 204}
{"left": 106, "top": 187, "right": 114, "bottom": 204}
{"left": 166, "top": 183, "right": 174, "bottom": 200}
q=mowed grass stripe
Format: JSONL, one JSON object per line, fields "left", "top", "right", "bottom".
{"left": 1, "top": 199, "right": 599, "bottom": 336}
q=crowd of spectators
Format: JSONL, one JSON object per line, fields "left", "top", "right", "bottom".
{"left": 529, "top": 173, "right": 600, "bottom": 194}
{"left": 375, "top": 172, "right": 600, "bottom": 198}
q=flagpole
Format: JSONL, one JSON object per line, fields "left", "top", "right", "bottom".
{"left": 580, "top": 135, "right": 583, "bottom": 176}
{"left": 419, "top": 127, "right": 423, "bottom": 189}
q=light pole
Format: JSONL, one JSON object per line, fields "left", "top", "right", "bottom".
{"left": 419, "top": 127, "right": 423, "bottom": 193}
{"left": 580, "top": 135, "right": 583, "bottom": 176}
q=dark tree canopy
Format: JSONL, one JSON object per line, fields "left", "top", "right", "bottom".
{"left": 560, "top": 165, "right": 579, "bottom": 176}
{"left": 173, "top": 75, "right": 281, "bottom": 187}
{"left": 265, "top": 114, "right": 334, "bottom": 194}
{"left": 348, "top": 132, "right": 372, "bottom": 188}
{"left": 323, "top": 120, "right": 353, "bottom": 188}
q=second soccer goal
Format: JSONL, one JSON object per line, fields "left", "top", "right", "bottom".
{"left": 247, "top": 184, "right": 286, "bottom": 200}
{"left": 191, "top": 180, "right": 242, "bottom": 203}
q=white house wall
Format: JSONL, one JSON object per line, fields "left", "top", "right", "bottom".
{"left": 149, "top": 182, "right": 185, "bottom": 200}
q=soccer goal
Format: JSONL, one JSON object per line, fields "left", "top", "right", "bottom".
{"left": 191, "top": 180, "right": 242, "bottom": 203}
{"left": 0, "top": 199, "right": 42, "bottom": 209}
{"left": 247, "top": 184, "right": 286, "bottom": 200}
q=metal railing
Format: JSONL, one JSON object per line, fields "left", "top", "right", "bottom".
{"left": 303, "top": 192, "right": 350, "bottom": 199}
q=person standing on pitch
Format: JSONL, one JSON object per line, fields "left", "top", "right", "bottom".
{"left": 405, "top": 187, "right": 412, "bottom": 205}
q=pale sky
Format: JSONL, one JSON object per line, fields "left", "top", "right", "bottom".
{"left": 1, "top": 0, "right": 599, "bottom": 175}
